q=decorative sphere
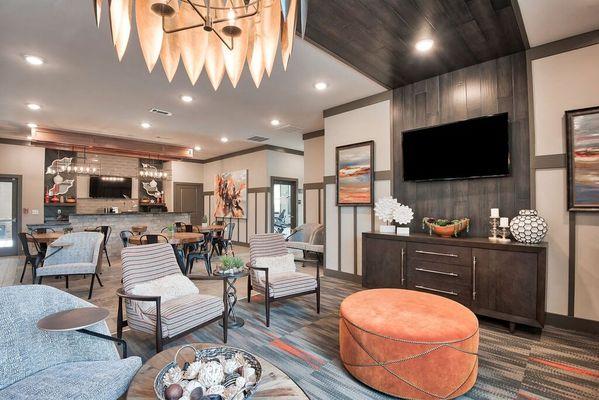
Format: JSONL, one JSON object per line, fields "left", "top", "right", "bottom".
{"left": 164, "top": 383, "right": 183, "bottom": 400}
{"left": 509, "top": 209, "right": 548, "bottom": 244}
{"left": 189, "top": 387, "right": 204, "bottom": 400}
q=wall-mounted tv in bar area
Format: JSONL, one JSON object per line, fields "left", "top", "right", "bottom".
{"left": 402, "top": 112, "right": 510, "bottom": 182}
{"left": 89, "top": 176, "right": 132, "bottom": 198}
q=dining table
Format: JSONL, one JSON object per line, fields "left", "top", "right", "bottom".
{"left": 29, "top": 232, "right": 63, "bottom": 244}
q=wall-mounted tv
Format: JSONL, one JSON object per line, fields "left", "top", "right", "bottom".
{"left": 402, "top": 113, "right": 510, "bottom": 181}
{"left": 89, "top": 176, "right": 132, "bottom": 198}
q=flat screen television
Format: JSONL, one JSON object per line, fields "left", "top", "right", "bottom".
{"left": 402, "top": 113, "right": 510, "bottom": 181}
{"left": 89, "top": 176, "right": 132, "bottom": 198}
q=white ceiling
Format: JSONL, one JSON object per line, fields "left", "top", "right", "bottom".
{"left": 518, "top": 0, "right": 599, "bottom": 47}
{"left": 0, "top": 0, "right": 384, "bottom": 158}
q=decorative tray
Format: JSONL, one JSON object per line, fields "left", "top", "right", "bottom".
{"left": 154, "top": 345, "right": 262, "bottom": 400}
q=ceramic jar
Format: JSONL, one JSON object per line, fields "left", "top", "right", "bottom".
{"left": 509, "top": 209, "right": 548, "bottom": 244}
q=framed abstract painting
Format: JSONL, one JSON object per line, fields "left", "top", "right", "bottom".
{"left": 214, "top": 169, "right": 248, "bottom": 218}
{"left": 336, "top": 140, "right": 374, "bottom": 206}
{"left": 566, "top": 106, "right": 599, "bottom": 211}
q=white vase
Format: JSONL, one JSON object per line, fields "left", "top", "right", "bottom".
{"left": 379, "top": 225, "right": 396, "bottom": 234}
{"left": 509, "top": 209, "right": 548, "bottom": 244}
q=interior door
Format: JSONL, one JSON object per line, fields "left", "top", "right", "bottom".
{"left": 272, "top": 178, "right": 297, "bottom": 235}
{"left": 173, "top": 183, "right": 203, "bottom": 225}
{"left": 0, "top": 176, "right": 19, "bottom": 256}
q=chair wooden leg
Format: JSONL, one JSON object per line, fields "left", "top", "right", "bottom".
{"left": 65, "top": 275, "right": 69, "bottom": 289}
{"left": 117, "top": 296, "right": 124, "bottom": 339}
{"left": 104, "top": 247, "right": 111, "bottom": 267}
{"left": 265, "top": 295, "right": 270, "bottom": 327}
{"left": 88, "top": 274, "right": 95, "bottom": 299}
{"left": 20, "top": 259, "right": 28, "bottom": 283}
{"left": 316, "top": 286, "right": 321, "bottom": 314}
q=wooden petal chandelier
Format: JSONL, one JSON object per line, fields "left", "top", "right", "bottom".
{"left": 93, "top": 0, "right": 308, "bottom": 89}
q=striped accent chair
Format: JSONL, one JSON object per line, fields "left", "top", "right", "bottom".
{"left": 247, "top": 233, "right": 320, "bottom": 327}
{"left": 117, "top": 243, "right": 228, "bottom": 353}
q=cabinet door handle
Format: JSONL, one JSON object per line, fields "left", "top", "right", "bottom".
{"left": 415, "top": 250, "right": 458, "bottom": 258}
{"left": 400, "top": 248, "right": 405, "bottom": 286}
{"left": 415, "top": 285, "right": 458, "bottom": 296}
{"left": 415, "top": 267, "right": 458, "bottom": 277}
{"left": 472, "top": 256, "right": 477, "bottom": 301}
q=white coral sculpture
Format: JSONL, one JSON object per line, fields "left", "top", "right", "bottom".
{"left": 374, "top": 196, "right": 399, "bottom": 225}
{"left": 392, "top": 204, "right": 414, "bottom": 225}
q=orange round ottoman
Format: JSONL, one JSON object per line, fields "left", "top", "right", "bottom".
{"left": 339, "top": 289, "right": 479, "bottom": 399}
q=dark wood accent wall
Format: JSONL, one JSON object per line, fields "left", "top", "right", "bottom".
{"left": 392, "top": 52, "right": 530, "bottom": 237}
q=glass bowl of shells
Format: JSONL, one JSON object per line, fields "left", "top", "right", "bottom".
{"left": 154, "top": 345, "right": 262, "bottom": 400}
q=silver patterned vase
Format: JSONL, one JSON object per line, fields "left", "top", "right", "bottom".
{"left": 509, "top": 210, "right": 548, "bottom": 244}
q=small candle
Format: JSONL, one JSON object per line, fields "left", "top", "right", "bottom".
{"left": 490, "top": 208, "right": 500, "bottom": 218}
{"left": 499, "top": 217, "right": 509, "bottom": 228}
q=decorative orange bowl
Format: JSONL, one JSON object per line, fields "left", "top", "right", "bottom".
{"left": 422, "top": 217, "right": 470, "bottom": 238}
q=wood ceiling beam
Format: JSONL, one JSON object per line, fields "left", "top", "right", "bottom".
{"left": 31, "top": 128, "right": 194, "bottom": 161}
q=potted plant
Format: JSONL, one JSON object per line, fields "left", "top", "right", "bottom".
{"left": 202, "top": 215, "right": 208, "bottom": 227}
{"left": 220, "top": 255, "right": 245, "bottom": 274}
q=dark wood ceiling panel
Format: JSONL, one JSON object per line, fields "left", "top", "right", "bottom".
{"left": 302, "top": 0, "right": 525, "bottom": 88}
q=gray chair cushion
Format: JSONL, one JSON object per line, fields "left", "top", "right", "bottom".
{"left": 0, "top": 358, "right": 142, "bottom": 400}
{"left": 36, "top": 262, "right": 97, "bottom": 276}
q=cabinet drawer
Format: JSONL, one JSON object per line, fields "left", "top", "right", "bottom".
{"left": 408, "top": 279, "right": 471, "bottom": 307}
{"left": 407, "top": 242, "right": 472, "bottom": 266}
{"left": 408, "top": 261, "right": 471, "bottom": 288}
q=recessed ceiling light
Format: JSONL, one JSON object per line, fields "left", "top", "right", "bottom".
{"left": 181, "top": 95, "right": 193, "bottom": 103}
{"left": 415, "top": 39, "right": 434, "bottom": 52}
{"left": 194, "top": 145, "right": 201, "bottom": 151}
{"left": 220, "top": 137, "right": 229, "bottom": 143}
{"left": 270, "top": 119, "right": 280, "bottom": 126}
{"left": 24, "top": 55, "right": 44, "bottom": 65}
{"left": 27, "top": 122, "right": 37, "bottom": 129}
{"left": 27, "top": 103, "right": 41, "bottom": 111}
{"left": 314, "top": 82, "right": 328, "bottom": 91}
{"left": 141, "top": 122, "right": 151, "bottom": 129}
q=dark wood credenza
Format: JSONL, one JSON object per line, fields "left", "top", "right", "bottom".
{"left": 362, "top": 232, "right": 547, "bottom": 331}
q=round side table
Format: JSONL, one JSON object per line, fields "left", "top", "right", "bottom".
{"left": 37, "top": 307, "right": 128, "bottom": 357}
{"left": 213, "top": 269, "right": 249, "bottom": 328}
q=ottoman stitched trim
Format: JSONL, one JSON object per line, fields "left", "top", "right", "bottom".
{"left": 340, "top": 317, "right": 479, "bottom": 400}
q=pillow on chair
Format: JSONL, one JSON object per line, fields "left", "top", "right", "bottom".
{"left": 254, "top": 253, "right": 296, "bottom": 285}
{"left": 130, "top": 274, "right": 199, "bottom": 313}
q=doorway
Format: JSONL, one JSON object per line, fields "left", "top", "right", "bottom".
{"left": 0, "top": 175, "right": 21, "bottom": 256}
{"left": 173, "top": 183, "right": 204, "bottom": 225}
{"left": 271, "top": 177, "right": 298, "bottom": 236}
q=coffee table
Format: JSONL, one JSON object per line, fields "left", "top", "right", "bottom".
{"left": 126, "top": 343, "right": 309, "bottom": 399}
{"left": 37, "top": 307, "right": 128, "bottom": 357}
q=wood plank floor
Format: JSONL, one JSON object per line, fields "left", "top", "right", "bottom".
{"left": 1, "top": 248, "right": 597, "bottom": 399}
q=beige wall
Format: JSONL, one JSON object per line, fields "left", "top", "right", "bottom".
{"left": 324, "top": 100, "right": 392, "bottom": 275}
{"left": 303, "top": 135, "right": 324, "bottom": 224}
{"left": 304, "top": 136, "right": 324, "bottom": 184}
{"left": 0, "top": 143, "right": 45, "bottom": 230}
{"left": 532, "top": 43, "right": 599, "bottom": 321}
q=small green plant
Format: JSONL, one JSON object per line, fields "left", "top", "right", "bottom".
{"left": 221, "top": 255, "right": 244, "bottom": 271}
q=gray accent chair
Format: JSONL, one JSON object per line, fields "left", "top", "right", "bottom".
{"left": 0, "top": 285, "right": 141, "bottom": 400}
{"left": 35, "top": 231, "right": 104, "bottom": 299}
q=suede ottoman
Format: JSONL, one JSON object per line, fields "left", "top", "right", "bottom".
{"left": 339, "top": 288, "right": 479, "bottom": 399}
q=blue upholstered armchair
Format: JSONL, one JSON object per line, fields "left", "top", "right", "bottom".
{"left": 0, "top": 285, "right": 141, "bottom": 400}
{"left": 35, "top": 231, "right": 104, "bottom": 299}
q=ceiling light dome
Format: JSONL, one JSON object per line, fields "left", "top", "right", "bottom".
{"left": 181, "top": 95, "right": 193, "bottom": 103}
{"left": 270, "top": 119, "right": 280, "bottom": 126}
{"left": 27, "top": 103, "right": 41, "bottom": 111}
{"left": 141, "top": 122, "right": 151, "bottom": 129}
{"left": 415, "top": 39, "right": 434, "bottom": 52}
{"left": 24, "top": 55, "right": 44, "bottom": 65}
{"left": 220, "top": 137, "right": 229, "bottom": 143}
{"left": 314, "top": 82, "right": 328, "bottom": 91}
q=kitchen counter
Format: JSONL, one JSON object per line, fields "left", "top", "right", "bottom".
{"left": 70, "top": 211, "right": 183, "bottom": 216}
{"left": 69, "top": 212, "right": 191, "bottom": 257}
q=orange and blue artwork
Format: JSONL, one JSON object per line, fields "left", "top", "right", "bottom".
{"left": 336, "top": 141, "right": 374, "bottom": 206}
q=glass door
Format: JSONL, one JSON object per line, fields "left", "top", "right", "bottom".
{"left": 272, "top": 178, "right": 297, "bottom": 236}
{"left": 0, "top": 176, "right": 19, "bottom": 256}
